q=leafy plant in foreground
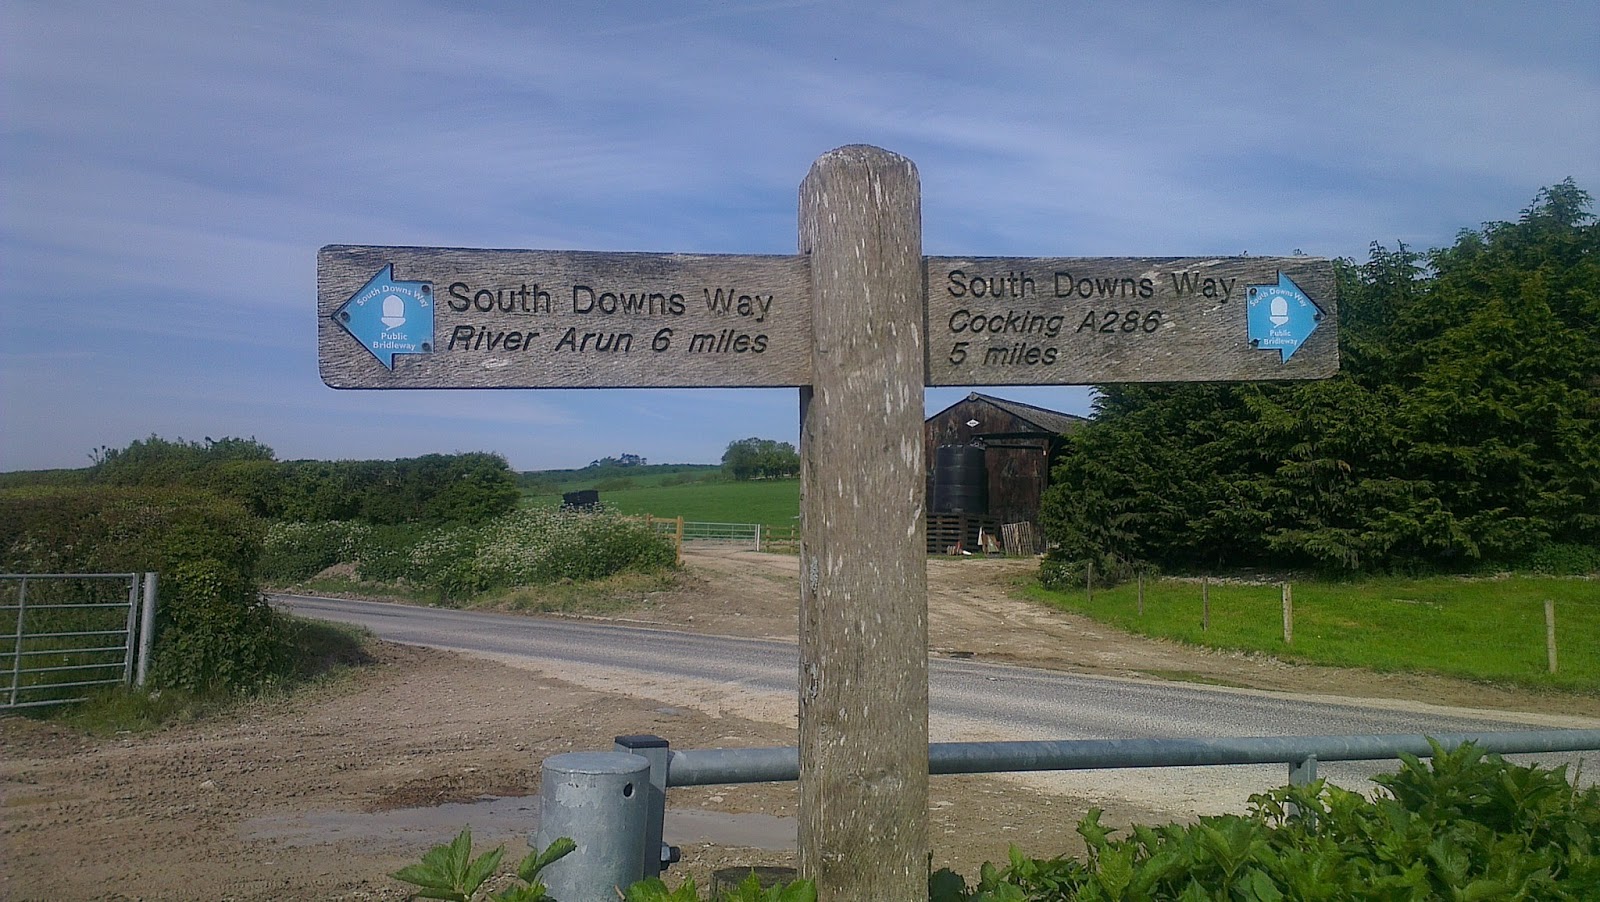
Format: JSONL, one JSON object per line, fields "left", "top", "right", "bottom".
{"left": 932, "top": 742, "right": 1599, "bottom": 900}
{"left": 392, "top": 830, "right": 815, "bottom": 902}
{"left": 391, "top": 830, "right": 574, "bottom": 901}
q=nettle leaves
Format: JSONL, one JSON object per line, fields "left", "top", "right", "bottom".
{"left": 390, "top": 830, "right": 574, "bottom": 902}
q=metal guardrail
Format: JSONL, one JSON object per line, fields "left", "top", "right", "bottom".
{"left": 2, "top": 572, "right": 158, "bottom": 709}
{"left": 533, "top": 728, "right": 1600, "bottom": 899}
{"left": 658, "top": 730, "right": 1600, "bottom": 785}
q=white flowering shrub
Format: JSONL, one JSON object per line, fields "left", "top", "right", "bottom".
{"left": 409, "top": 507, "right": 677, "bottom": 602}
{"left": 261, "top": 520, "right": 372, "bottom": 581}
{"left": 407, "top": 522, "right": 485, "bottom": 600}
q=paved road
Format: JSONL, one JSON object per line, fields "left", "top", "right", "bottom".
{"left": 276, "top": 593, "right": 1599, "bottom": 812}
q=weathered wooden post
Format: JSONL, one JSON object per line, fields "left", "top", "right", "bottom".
{"left": 1282, "top": 582, "right": 1294, "bottom": 644}
{"left": 1545, "top": 599, "right": 1558, "bottom": 674}
{"left": 317, "top": 144, "right": 1342, "bottom": 900}
{"left": 796, "top": 145, "right": 929, "bottom": 900}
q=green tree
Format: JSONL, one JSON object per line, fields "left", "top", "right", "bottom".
{"left": 90, "top": 435, "right": 275, "bottom": 487}
{"left": 721, "top": 437, "right": 800, "bottom": 480}
{"left": 1040, "top": 182, "right": 1600, "bottom": 575}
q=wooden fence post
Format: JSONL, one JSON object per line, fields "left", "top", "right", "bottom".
{"left": 1545, "top": 599, "right": 1557, "bottom": 674}
{"left": 797, "top": 145, "right": 928, "bottom": 901}
{"left": 1282, "top": 582, "right": 1293, "bottom": 644}
{"left": 1137, "top": 572, "right": 1145, "bottom": 617}
{"left": 1202, "top": 577, "right": 1210, "bottom": 632}
{"left": 1087, "top": 560, "right": 1094, "bottom": 603}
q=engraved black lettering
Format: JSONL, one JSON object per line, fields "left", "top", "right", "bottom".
{"left": 530, "top": 284, "right": 552, "bottom": 312}
{"left": 1169, "top": 272, "right": 1200, "bottom": 295}
{"left": 448, "top": 326, "right": 538, "bottom": 351}
{"left": 947, "top": 270, "right": 968, "bottom": 297}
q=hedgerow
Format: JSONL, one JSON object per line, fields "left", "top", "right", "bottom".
{"left": 0, "top": 486, "right": 291, "bottom": 694}
{"left": 261, "top": 505, "right": 679, "bottom": 601}
{"left": 408, "top": 506, "right": 677, "bottom": 601}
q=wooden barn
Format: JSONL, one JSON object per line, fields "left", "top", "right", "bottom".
{"left": 923, "top": 392, "right": 1088, "bottom": 553}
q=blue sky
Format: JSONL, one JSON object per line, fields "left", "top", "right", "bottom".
{"left": 4, "top": 1, "right": 1597, "bottom": 472}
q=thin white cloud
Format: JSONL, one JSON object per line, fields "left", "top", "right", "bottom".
{"left": 3, "top": 0, "right": 1596, "bottom": 471}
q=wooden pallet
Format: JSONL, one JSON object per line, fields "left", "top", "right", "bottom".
{"left": 925, "top": 513, "right": 1000, "bottom": 555}
{"left": 1001, "top": 521, "right": 1042, "bottom": 555}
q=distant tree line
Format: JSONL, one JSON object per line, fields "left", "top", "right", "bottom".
{"left": 1040, "top": 181, "right": 1600, "bottom": 576}
{"left": 588, "top": 453, "right": 647, "bottom": 468}
{"left": 86, "top": 435, "right": 519, "bottom": 526}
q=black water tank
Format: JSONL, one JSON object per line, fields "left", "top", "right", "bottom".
{"left": 562, "top": 489, "right": 600, "bottom": 509}
{"left": 931, "top": 444, "right": 988, "bottom": 514}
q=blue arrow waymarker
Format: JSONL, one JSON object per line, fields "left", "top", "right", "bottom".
{"left": 332, "top": 265, "right": 434, "bottom": 370}
{"left": 1246, "top": 272, "right": 1323, "bottom": 363}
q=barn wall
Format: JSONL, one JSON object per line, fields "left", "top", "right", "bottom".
{"left": 924, "top": 398, "right": 1056, "bottom": 526}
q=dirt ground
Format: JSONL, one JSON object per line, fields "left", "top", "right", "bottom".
{"left": 4, "top": 547, "right": 1596, "bottom": 901}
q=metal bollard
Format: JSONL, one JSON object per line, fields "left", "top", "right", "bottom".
{"left": 536, "top": 752, "right": 651, "bottom": 901}
{"left": 614, "top": 734, "right": 679, "bottom": 876}
{"left": 1289, "top": 754, "right": 1318, "bottom": 786}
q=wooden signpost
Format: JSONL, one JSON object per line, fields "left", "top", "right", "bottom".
{"left": 319, "top": 247, "right": 811, "bottom": 388}
{"left": 926, "top": 255, "right": 1337, "bottom": 385}
{"left": 318, "top": 145, "right": 1338, "bottom": 902}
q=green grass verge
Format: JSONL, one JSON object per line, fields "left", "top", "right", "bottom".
{"left": 1026, "top": 575, "right": 1600, "bottom": 692}
{"left": 282, "top": 568, "right": 683, "bottom": 618}
{"left": 529, "top": 478, "right": 801, "bottom": 527}
{"left": 478, "top": 570, "right": 681, "bottom": 615}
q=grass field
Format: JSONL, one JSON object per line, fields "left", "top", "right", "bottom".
{"left": 528, "top": 464, "right": 722, "bottom": 494}
{"left": 1028, "top": 575, "right": 1600, "bottom": 692}
{"left": 519, "top": 467, "right": 1599, "bottom": 691}
{"left": 529, "top": 477, "right": 800, "bottom": 526}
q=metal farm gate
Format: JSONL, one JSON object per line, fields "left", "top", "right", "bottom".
{"left": 2, "top": 572, "right": 157, "bottom": 709}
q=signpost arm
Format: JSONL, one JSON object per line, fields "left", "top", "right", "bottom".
{"left": 797, "top": 145, "right": 929, "bottom": 901}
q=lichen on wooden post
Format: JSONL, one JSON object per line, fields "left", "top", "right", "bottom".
{"left": 796, "top": 144, "right": 929, "bottom": 901}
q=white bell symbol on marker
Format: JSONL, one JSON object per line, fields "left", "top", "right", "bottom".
{"left": 1269, "top": 295, "right": 1289, "bottom": 327}
{"left": 381, "top": 294, "right": 407, "bottom": 329}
